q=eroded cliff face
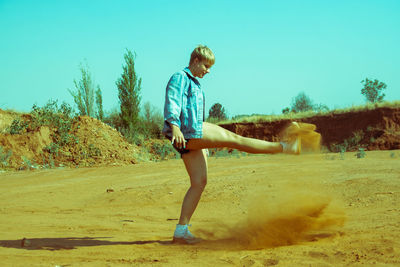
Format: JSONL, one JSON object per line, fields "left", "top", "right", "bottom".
{"left": 220, "top": 107, "right": 400, "bottom": 151}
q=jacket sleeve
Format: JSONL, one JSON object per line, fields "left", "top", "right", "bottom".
{"left": 164, "top": 72, "right": 187, "bottom": 128}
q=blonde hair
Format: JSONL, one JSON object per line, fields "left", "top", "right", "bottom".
{"left": 189, "top": 45, "right": 215, "bottom": 66}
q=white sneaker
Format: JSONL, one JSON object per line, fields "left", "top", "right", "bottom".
{"left": 172, "top": 224, "right": 202, "bottom": 244}
{"left": 281, "top": 122, "right": 301, "bottom": 155}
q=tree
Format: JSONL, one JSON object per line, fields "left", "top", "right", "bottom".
{"left": 103, "top": 107, "right": 123, "bottom": 131}
{"left": 143, "top": 101, "right": 157, "bottom": 122}
{"left": 291, "top": 92, "right": 314, "bottom": 113}
{"left": 141, "top": 101, "right": 163, "bottom": 138}
{"left": 282, "top": 107, "right": 290, "bottom": 114}
{"left": 69, "top": 63, "right": 96, "bottom": 117}
{"left": 116, "top": 49, "right": 142, "bottom": 132}
{"left": 95, "top": 86, "right": 104, "bottom": 121}
{"left": 208, "top": 103, "right": 227, "bottom": 120}
{"left": 361, "top": 78, "right": 387, "bottom": 103}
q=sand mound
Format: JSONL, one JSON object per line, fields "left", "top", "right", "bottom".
{"left": 62, "top": 116, "right": 140, "bottom": 167}
{"left": 0, "top": 114, "right": 139, "bottom": 169}
{"left": 0, "top": 126, "right": 52, "bottom": 168}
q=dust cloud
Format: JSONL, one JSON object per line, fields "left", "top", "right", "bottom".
{"left": 197, "top": 123, "right": 338, "bottom": 249}
{"left": 198, "top": 186, "right": 346, "bottom": 249}
{"left": 297, "top": 122, "right": 322, "bottom": 152}
{"left": 281, "top": 122, "right": 322, "bottom": 152}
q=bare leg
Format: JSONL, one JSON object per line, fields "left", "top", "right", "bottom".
{"left": 178, "top": 149, "right": 208, "bottom": 225}
{"left": 186, "top": 122, "right": 283, "bottom": 153}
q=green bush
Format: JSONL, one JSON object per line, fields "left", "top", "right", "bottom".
{"left": 330, "top": 130, "right": 365, "bottom": 152}
{"left": 44, "top": 143, "right": 60, "bottom": 156}
{"left": 31, "top": 100, "right": 78, "bottom": 148}
{"left": 330, "top": 143, "right": 347, "bottom": 153}
{"left": 355, "top": 148, "right": 366, "bottom": 158}
{"left": 21, "top": 156, "right": 36, "bottom": 170}
{"left": 339, "top": 146, "right": 346, "bottom": 160}
{"left": 206, "top": 117, "right": 223, "bottom": 124}
{"left": 121, "top": 129, "right": 144, "bottom": 146}
{"left": 151, "top": 142, "right": 176, "bottom": 160}
{"left": 140, "top": 102, "right": 163, "bottom": 138}
{"left": 9, "top": 119, "right": 29, "bottom": 135}
{"left": 0, "top": 146, "right": 12, "bottom": 168}
{"left": 105, "top": 102, "right": 163, "bottom": 146}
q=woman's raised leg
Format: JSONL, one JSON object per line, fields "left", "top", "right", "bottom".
{"left": 186, "top": 122, "right": 283, "bottom": 153}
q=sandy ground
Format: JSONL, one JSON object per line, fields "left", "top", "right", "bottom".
{"left": 0, "top": 151, "right": 399, "bottom": 266}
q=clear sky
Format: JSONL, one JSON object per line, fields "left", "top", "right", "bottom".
{"left": 1, "top": 0, "right": 399, "bottom": 117}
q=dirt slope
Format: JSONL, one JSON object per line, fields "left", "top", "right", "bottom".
{"left": 220, "top": 107, "right": 400, "bottom": 151}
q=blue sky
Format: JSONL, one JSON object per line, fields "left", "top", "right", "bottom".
{"left": 1, "top": 0, "right": 399, "bottom": 117}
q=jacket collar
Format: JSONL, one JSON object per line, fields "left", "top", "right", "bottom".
{"left": 183, "top": 67, "right": 201, "bottom": 86}
{"left": 184, "top": 67, "right": 196, "bottom": 79}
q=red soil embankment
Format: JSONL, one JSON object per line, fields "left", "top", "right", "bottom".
{"left": 220, "top": 107, "right": 400, "bottom": 151}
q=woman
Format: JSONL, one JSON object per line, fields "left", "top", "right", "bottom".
{"left": 163, "top": 45, "right": 300, "bottom": 244}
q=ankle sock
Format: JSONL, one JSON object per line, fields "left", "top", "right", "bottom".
{"left": 174, "top": 224, "right": 188, "bottom": 237}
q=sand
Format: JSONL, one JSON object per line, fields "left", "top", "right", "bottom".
{"left": 0, "top": 150, "right": 399, "bottom": 266}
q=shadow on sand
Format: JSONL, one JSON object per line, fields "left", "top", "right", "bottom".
{"left": 0, "top": 237, "right": 173, "bottom": 251}
{"left": 0, "top": 232, "right": 337, "bottom": 251}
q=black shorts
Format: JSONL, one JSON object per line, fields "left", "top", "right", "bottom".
{"left": 165, "top": 135, "right": 191, "bottom": 156}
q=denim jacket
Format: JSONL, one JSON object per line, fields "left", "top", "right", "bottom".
{"left": 162, "top": 67, "right": 205, "bottom": 139}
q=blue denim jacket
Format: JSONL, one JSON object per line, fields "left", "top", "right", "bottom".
{"left": 162, "top": 67, "right": 205, "bottom": 139}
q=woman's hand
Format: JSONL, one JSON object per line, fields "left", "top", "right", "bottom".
{"left": 170, "top": 124, "right": 186, "bottom": 149}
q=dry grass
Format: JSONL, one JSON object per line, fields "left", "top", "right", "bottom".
{"left": 218, "top": 100, "right": 400, "bottom": 125}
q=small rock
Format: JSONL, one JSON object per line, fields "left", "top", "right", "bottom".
{"left": 121, "top": 219, "right": 134, "bottom": 222}
{"left": 264, "top": 258, "right": 279, "bottom": 266}
{"left": 106, "top": 189, "right": 114, "bottom": 193}
{"left": 21, "top": 238, "right": 31, "bottom": 247}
